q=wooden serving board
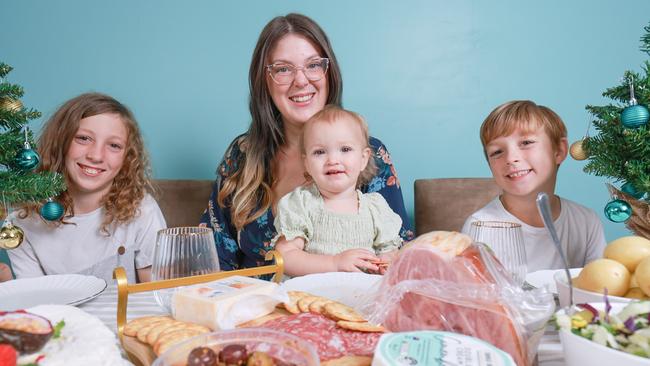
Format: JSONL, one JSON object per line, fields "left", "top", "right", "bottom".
{"left": 122, "top": 309, "right": 290, "bottom": 366}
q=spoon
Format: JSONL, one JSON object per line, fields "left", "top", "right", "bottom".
{"left": 536, "top": 192, "right": 576, "bottom": 313}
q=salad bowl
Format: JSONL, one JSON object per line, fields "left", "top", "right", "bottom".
{"left": 556, "top": 301, "right": 650, "bottom": 366}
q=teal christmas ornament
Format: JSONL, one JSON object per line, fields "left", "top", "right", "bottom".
{"left": 621, "top": 182, "right": 646, "bottom": 200}
{"left": 621, "top": 78, "right": 650, "bottom": 128}
{"left": 40, "top": 199, "right": 64, "bottom": 221}
{"left": 621, "top": 104, "right": 650, "bottom": 128}
{"left": 14, "top": 143, "right": 40, "bottom": 170}
{"left": 14, "top": 127, "right": 40, "bottom": 171}
{"left": 604, "top": 199, "right": 632, "bottom": 223}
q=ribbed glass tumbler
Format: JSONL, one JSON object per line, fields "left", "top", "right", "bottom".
{"left": 468, "top": 221, "right": 527, "bottom": 287}
{"left": 151, "top": 227, "right": 220, "bottom": 312}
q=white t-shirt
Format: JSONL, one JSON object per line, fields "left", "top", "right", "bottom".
{"left": 461, "top": 196, "right": 606, "bottom": 272}
{"left": 8, "top": 194, "right": 166, "bottom": 283}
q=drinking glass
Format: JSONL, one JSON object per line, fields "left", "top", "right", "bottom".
{"left": 468, "top": 221, "right": 527, "bottom": 286}
{"left": 151, "top": 227, "right": 220, "bottom": 312}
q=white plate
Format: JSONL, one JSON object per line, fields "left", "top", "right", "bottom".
{"left": 281, "top": 272, "right": 382, "bottom": 308}
{"left": 0, "top": 274, "right": 107, "bottom": 310}
{"left": 526, "top": 268, "right": 581, "bottom": 293}
{"left": 17, "top": 304, "right": 131, "bottom": 365}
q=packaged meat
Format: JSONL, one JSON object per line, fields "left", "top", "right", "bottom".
{"left": 361, "top": 231, "right": 555, "bottom": 366}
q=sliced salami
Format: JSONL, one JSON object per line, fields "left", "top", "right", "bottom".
{"left": 259, "top": 313, "right": 380, "bottom": 361}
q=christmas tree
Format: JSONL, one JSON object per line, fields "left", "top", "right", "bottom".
{"left": 0, "top": 62, "right": 65, "bottom": 237}
{"left": 577, "top": 22, "right": 650, "bottom": 238}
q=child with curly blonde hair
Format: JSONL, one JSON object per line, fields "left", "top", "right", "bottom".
{"left": 7, "top": 93, "right": 166, "bottom": 283}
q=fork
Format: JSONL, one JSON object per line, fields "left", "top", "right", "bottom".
{"left": 536, "top": 192, "right": 578, "bottom": 314}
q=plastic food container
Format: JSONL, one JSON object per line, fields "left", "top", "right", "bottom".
{"left": 372, "top": 331, "right": 516, "bottom": 366}
{"left": 554, "top": 269, "right": 631, "bottom": 307}
{"left": 152, "top": 328, "right": 320, "bottom": 366}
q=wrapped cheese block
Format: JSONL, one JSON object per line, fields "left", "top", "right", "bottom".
{"left": 362, "top": 231, "right": 555, "bottom": 366}
{"left": 172, "top": 276, "right": 289, "bottom": 330}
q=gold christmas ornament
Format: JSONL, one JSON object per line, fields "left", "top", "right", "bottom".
{"left": 0, "top": 222, "right": 24, "bottom": 250}
{"left": 570, "top": 139, "right": 588, "bottom": 160}
{"left": 0, "top": 97, "right": 23, "bottom": 112}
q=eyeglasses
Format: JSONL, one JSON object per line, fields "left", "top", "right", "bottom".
{"left": 266, "top": 57, "right": 329, "bottom": 85}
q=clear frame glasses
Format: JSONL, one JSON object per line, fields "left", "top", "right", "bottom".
{"left": 468, "top": 221, "right": 527, "bottom": 286}
{"left": 266, "top": 57, "right": 330, "bottom": 85}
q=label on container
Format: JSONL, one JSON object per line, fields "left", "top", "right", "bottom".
{"left": 373, "top": 331, "right": 515, "bottom": 366}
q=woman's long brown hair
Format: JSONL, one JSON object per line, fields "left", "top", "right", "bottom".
{"left": 218, "top": 13, "right": 343, "bottom": 230}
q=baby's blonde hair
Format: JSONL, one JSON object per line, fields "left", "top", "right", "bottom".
{"left": 300, "top": 105, "right": 376, "bottom": 187}
{"left": 480, "top": 100, "right": 567, "bottom": 156}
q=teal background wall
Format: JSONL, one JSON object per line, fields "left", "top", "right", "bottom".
{"left": 3, "top": 0, "right": 650, "bottom": 267}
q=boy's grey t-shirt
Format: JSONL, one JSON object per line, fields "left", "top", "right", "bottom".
{"left": 7, "top": 194, "right": 166, "bottom": 283}
{"left": 461, "top": 196, "right": 606, "bottom": 272}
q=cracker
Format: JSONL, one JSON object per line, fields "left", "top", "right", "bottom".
{"left": 298, "top": 295, "right": 320, "bottom": 313}
{"left": 123, "top": 316, "right": 172, "bottom": 337}
{"left": 146, "top": 320, "right": 184, "bottom": 345}
{"left": 321, "top": 355, "right": 372, "bottom": 366}
{"left": 308, "top": 298, "right": 334, "bottom": 314}
{"left": 154, "top": 329, "right": 203, "bottom": 355}
{"left": 324, "top": 302, "right": 365, "bottom": 322}
{"left": 283, "top": 291, "right": 311, "bottom": 314}
{"left": 135, "top": 319, "right": 173, "bottom": 343}
{"left": 337, "top": 320, "right": 385, "bottom": 333}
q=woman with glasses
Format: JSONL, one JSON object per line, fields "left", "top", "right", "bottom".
{"left": 200, "top": 13, "right": 413, "bottom": 274}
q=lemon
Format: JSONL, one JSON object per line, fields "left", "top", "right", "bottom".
{"left": 574, "top": 259, "right": 630, "bottom": 296}
{"left": 604, "top": 236, "right": 650, "bottom": 272}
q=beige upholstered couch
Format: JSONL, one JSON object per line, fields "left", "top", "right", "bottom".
{"left": 154, "top": 178, "right": 502, "bottom": 235}
{"left": 414, "top": 178, "right": 501, "bottom": 235}
{"left": 154, "top": 179, "right": 213, "bottom": 228}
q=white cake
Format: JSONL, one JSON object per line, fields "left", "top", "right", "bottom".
{"left": 17, "top": 305, "right": 131, "bottom": 366}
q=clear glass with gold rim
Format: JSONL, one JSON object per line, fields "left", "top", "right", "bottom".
{"left": 151, "top": 227, "right": 220, "bottom": 312}
{"left": 468, "top": 221, "right": 527, "bottom": 287}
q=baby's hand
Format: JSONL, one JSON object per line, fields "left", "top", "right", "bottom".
{"left": 374, "top": 250, "right": 399, "bottom": 275}
{"left": 333, "top": 249, "right": 379, "bottom": 273}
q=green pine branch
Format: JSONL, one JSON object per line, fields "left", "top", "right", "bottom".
{"left": 0, "top": 63, "right": 12, "bottom": 79}
{"left": 0, "top": 61, "right": 65, "bottom": 211}
{"left": 583, "top": 22, "right": 650, "bottom": 196}
{"left": 0, "top": 171, "right": 65, "bottom": 204}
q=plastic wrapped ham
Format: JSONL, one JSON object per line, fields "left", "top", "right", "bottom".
{"left": 361, "top": 231, "right": 555, "bottom": 366}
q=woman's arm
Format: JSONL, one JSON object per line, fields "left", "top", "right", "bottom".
{"left": 366, "top": 137, "right": 415, "bottom": 242}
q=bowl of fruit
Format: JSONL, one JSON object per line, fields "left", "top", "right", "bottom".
{"left": 555, "top": 301, "right": 650, "bottom": 366}
{"left": 152, "top": 328, "right": 319, "bottom": 366}
{"left": 555, "top": 236, "right": 650, "bottom": 307}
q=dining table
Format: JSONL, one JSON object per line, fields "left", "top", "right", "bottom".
{"left": 77, "top": 283, "right": 568, "bottom": 366}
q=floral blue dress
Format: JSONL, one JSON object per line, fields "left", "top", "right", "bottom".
{"left": 200, "top": 134, "right": 414, "bottom": 273}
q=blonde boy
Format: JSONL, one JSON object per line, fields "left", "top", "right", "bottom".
{"left": 461, "top": 100, "right": 606, "bottom": 271}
